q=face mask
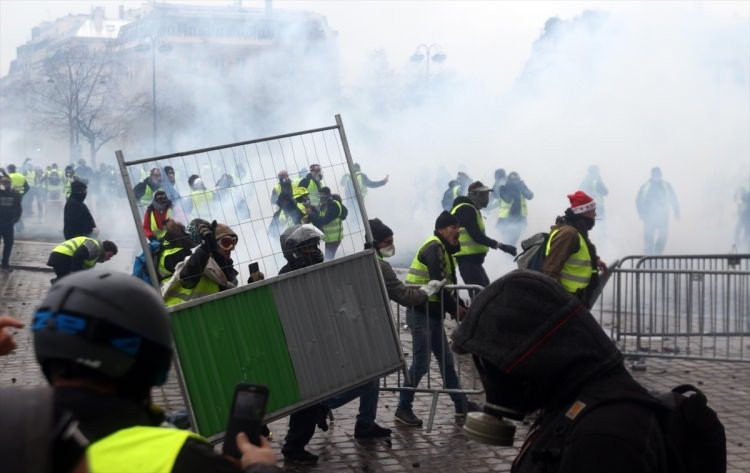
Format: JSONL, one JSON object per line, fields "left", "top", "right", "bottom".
{"left": 379, "top": 244, "right": 395, "bottom": 258}
{"left": 581, "top": 216, "right": 596, "bottom": 231}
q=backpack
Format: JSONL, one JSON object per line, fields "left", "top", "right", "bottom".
{"left": 131, "top": 240, "right": 162, "bottom": 284}
{"left": 332, "top": 194, "right": 348, "bottom": 220}
{"left": 514, "top": 232, "right": 549, "bottom": 271}
{"left": 543, "top": 384, "right": 726, "bottom": 473}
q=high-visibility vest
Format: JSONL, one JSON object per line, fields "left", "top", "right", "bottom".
{"left": 88, "top": 425, "right": 206, "bottom": 473}
{"left": 25, "top": 170, "right": 36, "bottom": 187}
{"left": 320, "top": 200, "right": 343, "bottom": 243}
{"left": 545, "top": 228, "right": 595, "bottom": 293}
{"left": 52, "top": 237, "right": 100, "bottom": 268}
{"left": 406, "top": 236, "right": 454, "bottom": 302}
{"left": 158, "top": 245, "right": 183, "bottom": 280}
{"left": 149, "top": 208, "right": 174, "bottom": 241}
{"left": 451, "top": 202, "right": 489, "bottom": 256}
{"left": 47, "top": 170, "right": 64, "bottom": 191}
{"left": 140, "top": 184, "right": 161, "bottom": 207}
{"left": 8, "top": 173, "right": 26, "bottom": 195}
{"left": 304, "top": 178, "right": 325, "bottom": 207}
{"left": 190, "top": 189, "right": 213, "bottom": 217}
{"left": 498, "top": 196, "right": 528, "bottom": 218}
{"left": 164, "top": 274, "right": 220, "bottom": 307}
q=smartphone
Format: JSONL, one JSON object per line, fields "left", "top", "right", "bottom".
{"left": 248, "top": 262, "right": 260, "bottom": 274}
{"left": 222, "top": 383, "right": 269, "bottom": 458}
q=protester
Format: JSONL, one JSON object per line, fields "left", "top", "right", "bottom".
{"left": 63, "top": 180, "right": 98, "bottom": 240}
{"left": 46, "top": 237, "right": 118, "bottom": 283}
{"left": 0, "top": 175, "right": 22, "bottom": 272}
{"left": 636, "top": 167, "right": 680, "bottom": 255}
{"left": 142, "top": 190, "right": 174, "bottom": 241}
{"left": 308, "top": 187, "right": 346, "bottom": 260}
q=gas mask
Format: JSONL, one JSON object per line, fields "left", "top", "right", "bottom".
{"left": 378, "top": 244, "right": 395, "bottom": 258}
{"left": 462, "top": 355, "right": 539, "bottom": 446}
{"left": 289, "top": 240, "right": 324, "bottom": 268}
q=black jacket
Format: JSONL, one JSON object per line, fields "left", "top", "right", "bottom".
{"left": 0, "top": 188, "right": 22, "bottom": 224}
{"left": 451, "top": 196, "right": 499, "bottom": 262}
{"left": 63, "top": 195, "right": 96, "bottom": 240}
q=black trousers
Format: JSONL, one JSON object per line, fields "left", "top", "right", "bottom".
{"left": 456, "top": 256, "right": 490, "bottom": 287}
{"left": 0, "top": 221, "right": 13, "bottom": 267}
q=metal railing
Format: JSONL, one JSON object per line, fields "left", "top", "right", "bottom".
{"left": 593, "top": 254, "right": 750, "bottom": 363}
{"left": 380, "top": 284, "right": 485, "bottom": 432}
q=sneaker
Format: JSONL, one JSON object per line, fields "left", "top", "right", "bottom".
{"left": 283, "top": 449, "right": 319, "bottom": 465}
{"left": 0, "top": 266, "right": 12, "bottom": 273}
{"left": 395, "top": 408, "right": 423, "bottom": 427}
{"left": 455, "top": 401, "right": 482, "bottom": 423}
{"left": 354, "top": 421, "right": 392, "bottom": 439}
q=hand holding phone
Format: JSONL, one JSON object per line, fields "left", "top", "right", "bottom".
{"left": 222, "top": 384, "right": 269, "bottom": 458}
{"left": 248, "top": 262, "right": 264, "bottom": 283}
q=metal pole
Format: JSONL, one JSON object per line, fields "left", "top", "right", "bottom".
{"left": 152, "top": 38, "right": 157, "bottom": 155}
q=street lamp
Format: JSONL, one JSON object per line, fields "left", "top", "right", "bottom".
{"left": 410, "top": 43, "right": 446, "bottom": 85}
{"left": 137, "top": 36, "right": 171, "bottom": 155}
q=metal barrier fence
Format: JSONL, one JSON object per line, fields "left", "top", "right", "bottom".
{"left": 380, "top": 284, "right": 485, "bottom": 432}
{"left": 593, "top": 254, "right": 750, "bottom": 363}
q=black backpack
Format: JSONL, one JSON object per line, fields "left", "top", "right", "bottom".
{"left": 332, "top": 194, "right": 347, "bottom": 220}
{"left": 542, "top": 384, "right": 726, "bottom": 473}
{"left": 514, "top": 232, "right": 549, "bottom": 271}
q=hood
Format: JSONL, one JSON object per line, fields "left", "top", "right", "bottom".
{"left": 451, "top": 270, "right": 622, "bottom": 410}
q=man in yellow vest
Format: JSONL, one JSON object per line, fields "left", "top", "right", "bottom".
{"left": 133, "top": 167, "right": 164, "bottom": 209}
{"left": 46, "top": 236, "right": 118, "bottom": 283}
{"left": 396, "top": 211, "right": 481, "bottom": 427}
{"left": 308, "top": 187, "right": 346, "bottom": 260}
{"left": 32, "top": 270, "right": 281, "bottom": 473}
{"left": 496, "top": 171, "right": 534, "bottom": 246}
{"left": 543, "top": 190, "right": 608, "bottom": 308}
{"left": 0, "top": 175, "right": 22, "bottom": 272}
{"left": 450, "top": 181, "right": 517, "bottom": 287}
{"left": 297, "top": 164, "right": 326, "bottom": 207}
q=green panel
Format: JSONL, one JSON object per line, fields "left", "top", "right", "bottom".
{"left": 170, "top": 285, "right": 300, "bottom": 437}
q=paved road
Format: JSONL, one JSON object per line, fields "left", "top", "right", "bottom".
{"left": 1, "top": 239, "right": 748, "bottom": 472}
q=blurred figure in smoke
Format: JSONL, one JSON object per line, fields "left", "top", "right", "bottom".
{"left": 0, "top": 175, "right": 22, "bottom": 272}
{"left": 46, "top": 164, "right": 65, "bottom": 217}
{"left": 580, "top": 165, "right": 609, "bottom": 235}
{"left": 74, "top": 159, "right": 94, "bottom": 183}
{"left": 340, "top": 162, "right": 389, "bottom": 202}
{"left": 185, "top": 174, "right": 214, "bottom": 220}
{"left": 271, "top": 169, "right": 295, "bottom": 207}
{"left": 216, "top": 173, "right": 251, "bottom": 222}
{"left": 63, "top": 165, "right": 77, "bottom": 200}
{"left": 442, "top": 179, "right": 462, "bottom": 212}
{"left": 308, "top": 187, "right": 347, "bottom": 260}
{"left": 161, "top": 165, "right": 187, "bottom": 222}
{"left": 456, "top": 171, "right": 473, "bottom": 196}
{"left": 496, "top": 172, "right": 534, "bottom": 246}
{"left": 133, "top": 167, "right": 164, "bottom": 208}
{"left": 636, "top": 167, "right": 680, "bottom": 255}
{"left": 735, "top": 183, "right": 750, "bottom": 252}
{"left": 488, "top": 168, "right": 507, "bottom": 209}
{"left": 6, "top": 164, "right": 29, "bottom": 233}
{"left": 268, "top": 192, "right": 304, "bottom": 240}
{"left": 63, "top": 180, "right": 98, "bottom": 240}
{"left": 297, "top": 164, "right": 326, "bottom": 207}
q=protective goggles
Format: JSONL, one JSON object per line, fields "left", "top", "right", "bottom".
{"left": 218, "top": 235, "right": 238, "bottom": 250}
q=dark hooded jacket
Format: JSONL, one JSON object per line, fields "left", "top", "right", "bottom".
{"left": 452, "top": 270, "right": 668, "bottom": 473}
{"left": 63, "top": 193, "right": 96, "bottom": 240}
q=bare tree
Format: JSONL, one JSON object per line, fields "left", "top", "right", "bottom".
{"left": 29, "top": 43, "right": 149, "bottom": 167}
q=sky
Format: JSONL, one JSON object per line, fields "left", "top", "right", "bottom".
{"left": 1, "top": 1, "right": 749, "bottom": 280}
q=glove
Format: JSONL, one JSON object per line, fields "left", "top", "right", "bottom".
{"left": 419, "top": 279, "right": 446, "bottom": 297}
{"left": 498, "top": 243, "right": 517, "bottom": 256}
{"left": 199, "top": 220, "right": 218, "bottom": 251}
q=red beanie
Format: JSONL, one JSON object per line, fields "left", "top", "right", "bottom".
{"left": 567, "top": 190, "right": 596, "bottom": 214}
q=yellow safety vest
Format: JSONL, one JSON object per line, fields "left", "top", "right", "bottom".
{"left": 53, "top": 237, "right": 100, "bottom": 268}
{"left": 47, "top": 170, "right": 64, "bottom": 191}
{"left": 451, "top": 202, "right": 489, "bottom": 256}
{"left": 150, "top": 208, "right": 174, "bottom": 241}
{"left": 304, "top": 179, "right": 325, "bottom": 207}
{"left": 9, "top": 172, "right": 26, "bottom": 195}
{"left": 88, "top": 426, "right": 205, "bottom": 473}
{"left": 158, "top": 245, "right": 184, "bottom": 280}
{"left": 190, "top": 189, "right": 213, "bottom": 217}
{"left": 164, "top": 274, "right": 220, "bottom": 307}
{"left": 498, "top": 196, "right": 528, "bottom": 218}
{"left": 25, "top": 170, "right": 36, "bottom": 187}
{"left": 320, "top": 200, "right": 343, "bottom": 243}
{"left": 545, "top": 228, "right": 595, "bottom": 293}
{"left": 406, "top": 236, "right": 454, "bottom": 302}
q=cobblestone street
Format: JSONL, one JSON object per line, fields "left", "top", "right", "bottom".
{"left": 1, "top": 239, "right": 748, "bottom": 472}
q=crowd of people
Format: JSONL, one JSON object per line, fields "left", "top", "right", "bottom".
{"left": 0, "top": 155, "right": 733, "bottom": 472}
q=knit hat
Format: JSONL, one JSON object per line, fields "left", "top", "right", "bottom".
{"left": 567, "top": 190, "right": 596, "bottom": 214}
{"left": 435, "top": 210, "right": 459, "bottom": 230}
{"left": 369, "top": 218, "right": 393, "bottom": 244}
{"left": 214, "top": 223, "right": 237, "bottom": 241}
{"left": 468, "top": 181, "right": 492, "bottom": 193}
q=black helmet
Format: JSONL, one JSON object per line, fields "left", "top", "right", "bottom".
{"left": 32, "top": 271, "right": 172, "bottom": 398}
{"left": 280, "top": 224, "right": 324, "bottom": 267}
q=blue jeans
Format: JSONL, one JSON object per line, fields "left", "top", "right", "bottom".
{"left": 398, "top": 308, "right": 466, "bottom": 411}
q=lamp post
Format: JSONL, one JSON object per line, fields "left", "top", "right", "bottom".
{"left": 137, "top": 35, "right": 171, "bottom": 155}
{"left": 410, "top": 43, "right": 447, "bottom": 85}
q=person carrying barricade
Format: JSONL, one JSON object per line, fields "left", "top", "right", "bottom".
{"left": 395, "top": 210, "right": 481, "bottom": 427}
{"left": 308, "top": 186, "right": 347, "bottom": 260}
{"left": 143, "top": 190, "right": 174, "bottom": 241}
{"left": 268, "top": 192, "right": 304, "bottom": 240}
{"left": 277, "top": 225, "right": 391, "bottom": 464}
{"left": 162, "top": 220, "right": 239, "bottom": 306}
{"left": 270, "top": 169, "right": 295, "bottom": 207}
{"left": 186, "top": 174, "right": 214, "bottom": 220}
{"left": 297, "top": 164, "right": 326, "bottom": 207}
{"left": 340, "top": 162, "right": 389, "bottom": 202}
{"left": 133, "top": 167, "right": 165, "bottom": 209}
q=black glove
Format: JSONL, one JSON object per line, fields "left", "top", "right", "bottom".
{"left": 498, "top": 243, "right": 517, "bottom": 256}
{"left": 199, "top": 220, "right": 218, "bottom": 251}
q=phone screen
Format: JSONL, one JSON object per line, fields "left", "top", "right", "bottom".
{"left": 222, "top": 384, "right": 268, "bottom": 458}
{"left": 248, "top": 262, "right": 260, "bottom": 273}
